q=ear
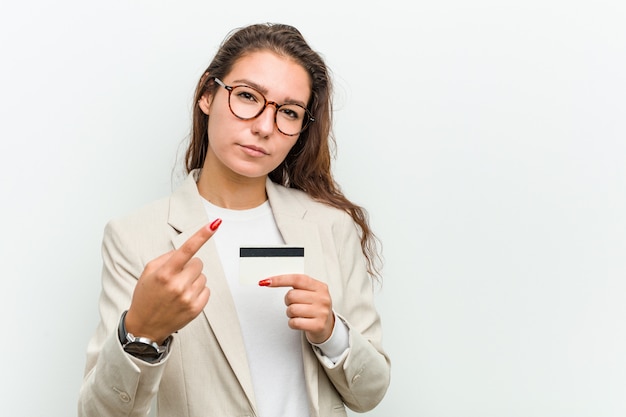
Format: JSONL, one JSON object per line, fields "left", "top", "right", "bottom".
{"left": 198, "top": 92, "right": 212, "bottom": 115}
{"left": 197, "top": 72, "right": 213, "bottom": 115}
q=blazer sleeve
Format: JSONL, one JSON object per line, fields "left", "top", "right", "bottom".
{"left": 314, "top": 212, "right": 391, "bottom": 412}
{"left": 78, "top": 219, "right": 169, "bottom": 417}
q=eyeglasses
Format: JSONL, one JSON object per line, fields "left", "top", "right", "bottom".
{"left": 213, "top": 77, "right": 315, "bottom": 136}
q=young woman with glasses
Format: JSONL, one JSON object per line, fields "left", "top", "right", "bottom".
{"left": 78, "top": 22, "right": 390, "bottom": 417}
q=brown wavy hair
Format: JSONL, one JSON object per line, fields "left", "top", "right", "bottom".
{"left": 185, "top": 23, "right": 382, "bottom": 280}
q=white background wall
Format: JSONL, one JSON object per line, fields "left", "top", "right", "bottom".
{"left": 1, "top": 1, "right": 625, "bottom": 416}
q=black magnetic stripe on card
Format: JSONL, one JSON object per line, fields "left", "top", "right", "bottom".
{"left": 240, "top": 247, "right": 304, "bottom": 257}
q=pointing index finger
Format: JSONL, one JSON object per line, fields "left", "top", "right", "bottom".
{"left": 168, "top": 219, "right": 222, "bottom": 270}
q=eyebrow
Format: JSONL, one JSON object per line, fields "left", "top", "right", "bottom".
{"left": 231, "top": 78, "right": 308, "bottom": 108}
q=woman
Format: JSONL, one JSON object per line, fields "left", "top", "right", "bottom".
{"left": 78, "top": 23, "right": 390, "bottom": 417}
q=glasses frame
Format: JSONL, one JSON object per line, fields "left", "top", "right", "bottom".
{"left": 212, "top": 77, "right": 315, "bottom": 136}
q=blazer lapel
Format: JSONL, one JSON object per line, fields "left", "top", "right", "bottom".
{"left": 168, "top": 171, "right": 257, "bottom": 414}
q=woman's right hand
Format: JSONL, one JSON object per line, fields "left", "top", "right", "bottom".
{"left": 124, "top": 219, "right": 222, "bottom": 344}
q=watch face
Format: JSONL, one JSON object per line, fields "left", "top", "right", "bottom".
{"left": 124, "top": 342, "right": 159, "bottom": 358}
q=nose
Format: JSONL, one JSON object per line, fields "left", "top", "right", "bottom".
{"left": 250, "top": 102, "right": 278, "bottom": 137}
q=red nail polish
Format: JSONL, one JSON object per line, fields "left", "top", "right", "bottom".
{"left": 209, "top": 218, "right": 222, "bottom": 231}
{"left": 258, "top": 279, "right": 271, "bottom": 287}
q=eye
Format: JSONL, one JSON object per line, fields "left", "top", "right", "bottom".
{"left": 278, "top": 105, "right": 304, "bottom": 120}
{"left": 236, "top": 90, "right": 259, "bottom": 103}
{"left": 232, "top": 86, "right": 263, "bottom": 104}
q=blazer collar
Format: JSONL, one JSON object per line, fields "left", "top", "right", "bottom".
{"left": 168, "top": 170, "right": 317, "bottom": 247}
{"left": 167, "top": 169, "right": 207, "bottom": 234}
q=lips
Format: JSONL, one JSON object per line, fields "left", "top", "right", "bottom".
{"left": 239, "top": 144, "right": 269, "bottom": 156}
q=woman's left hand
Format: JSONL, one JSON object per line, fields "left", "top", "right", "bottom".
{"left": 259, "top": 274, "right": 334, "bottom": 344}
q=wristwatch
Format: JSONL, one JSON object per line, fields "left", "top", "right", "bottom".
{"left": 118, "top": 310, "right": 172, "bottom": 363}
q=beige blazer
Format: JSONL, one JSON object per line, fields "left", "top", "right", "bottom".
{"left": 78, "top": 170, "right": 390, "bottom": 417}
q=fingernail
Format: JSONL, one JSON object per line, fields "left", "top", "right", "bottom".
{"left": 209, "top": 218, "right": 222, "bottom": 231}
{"left": 258, "top": 279, "right": 271, "bottom": 287}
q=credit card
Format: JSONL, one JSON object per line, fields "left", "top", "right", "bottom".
{"left": 239, "top": 246, "right": 304, "bottom": 285}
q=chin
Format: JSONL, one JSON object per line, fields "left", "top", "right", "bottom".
{"left": 231, "top": 167, "right": 273, "bottom": 180}
{"left": 229, "top": 161, "right": 280, "bottom": 179}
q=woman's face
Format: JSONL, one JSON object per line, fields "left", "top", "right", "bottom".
{"left": 199, "top": 50, "right": 311, "bottom": 180}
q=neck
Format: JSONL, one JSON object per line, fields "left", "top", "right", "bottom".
{"left": 196, "top": 165, "right": 267, "bottom": 210}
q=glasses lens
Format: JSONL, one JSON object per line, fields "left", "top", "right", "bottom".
{"left": 275, "top": 104, "right": 308, "bottom": 136}
{"left": 229, "top": 86, "right": 265, "bottom": 119}
{"left": 229, "top": 85, "right": 310, "bottom": 135}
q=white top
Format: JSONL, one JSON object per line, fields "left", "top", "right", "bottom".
{"left": 202, "top": 198, "right": 310, "bottom": 417}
